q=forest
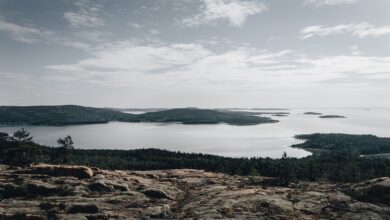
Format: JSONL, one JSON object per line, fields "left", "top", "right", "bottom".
{"left": 1, "top": 130, "right": 389, "bottom": 184}
{"left": 294, "top": 133, "right": 390, "bottom": 155}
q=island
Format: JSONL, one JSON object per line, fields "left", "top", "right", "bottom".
{"left": 215, "top": 109, "right": 289, "bottom": 116}
{"left": 319, "top": 115, "right": 346, "bottom": 118}
{"left": 292, "top": 133, "right": 390, "bottom": 156}
{"left": 0, "top": 105, "right": 277, "bottom": 126}
{"left": 303, "top": 112, "right": 322, "bottom": 115}
{"left": 272, "top": 113, "right": 288, "bottom": 117}
{"left": 0, "top": 105, "right": 139, "bottom": 125}
{"left": 138, "top": 108, "right": 278, "bottom": 125}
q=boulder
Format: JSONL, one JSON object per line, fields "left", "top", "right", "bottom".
{"left": 347, "top": 177, "right": 390, "bottom": 206}
{"left": 26, "top": 181, "right": 59, "bottom": 196}
{"left": 0, "top": 213, "right": 47, "bottom": 220}
{"left": 88, "top": 180, "right": 128, "bottom": 193}
{"left": 30, "top": 164, "right": 93, "bottom": 179}
{"left": 88, "top": 181, "right": 114, "bottom": 193}
{"left": 144, "top": 205, "right": 171, "bottom": 218}
{"left": 0, "top": 182, "right": 27, "bottom": 198}
{"left": 141, "top": 188, "right": 173, "bottom": 200}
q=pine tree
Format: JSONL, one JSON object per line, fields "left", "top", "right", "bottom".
{"left": 57, "top": 135, "right": 75, "bottom": 164}
{"left": 11, "top": 128, "right": 33, "bottom": 144}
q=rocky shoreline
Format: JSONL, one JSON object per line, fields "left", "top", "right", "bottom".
{"left": 0, "top": 164, "right": 389, "bottom": 219}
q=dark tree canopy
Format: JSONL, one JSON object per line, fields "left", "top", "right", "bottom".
{"left": 0, "top": 131, "right": 389, "bottom": 183}
{"left": 11, "top": 128, "right": 33, "bottom": 144}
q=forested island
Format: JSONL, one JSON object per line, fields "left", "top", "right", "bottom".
{"left": 293, "top": 133, "right": 390, "bottom": 155}
{"left": 0, "top": 105, "right": 277, "bottom": 126}
{"left": 1, "top": 130, "right": 389, "bottom": 183}
{"left": 319, "top": 115, "right": 346, "bottom": 118}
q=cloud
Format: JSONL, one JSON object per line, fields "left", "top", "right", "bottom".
{"left": 0, "top": 18, "right": 92, "bottom": 50}
{"left": 181, "top": 0, "right": 267, "bottom": 27}
{"left": 46, "top": 42, "right": 212, "bottom": 75}
{"left": 0, "top": 71, "right": 41, "bottom": 102}
{"left": 148, "top": 29, "right": 160, "bottom": 35}
{"left": 303, "top": 0, "right": 357, "bottom": 7}
{"left": 0, "top": 18, "right": 53, "bottom": 43}
{"left": 300, "top": 23, "right": 390, "bottom": 39}
{"left": 64, "top": 0, "right": 104, "bottom": 28}
{"left": 128, "top": 22, "right": 142, "bottom": 29}
{"left": 348, "top": 45, "right": 363, "bottom": 55}
{"left": 44, "top": 41, "right": 390, "bottom": 93}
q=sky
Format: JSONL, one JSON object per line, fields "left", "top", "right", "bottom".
{"left": 0, "top": 0, "right": 389, "bottom": 108}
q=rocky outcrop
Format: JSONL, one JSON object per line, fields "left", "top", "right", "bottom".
{"left": 0, "top": 164, "right": 389, "bottom": 219}
{"left": 26, "top": 164, "right": 94, "bottom": 179}
{"left": 345, "top": 177, "right": 390, "bottom": 206}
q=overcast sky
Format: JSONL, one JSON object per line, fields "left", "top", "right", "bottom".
{"left": 0, "top": 0, "right": 389, "bottom": 108}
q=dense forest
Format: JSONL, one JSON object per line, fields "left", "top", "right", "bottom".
{"left": 0, "top": 105, "right": 276, "bottom": 125}
{"left": 1, "top": 130, "right": 389, "bottom": 184}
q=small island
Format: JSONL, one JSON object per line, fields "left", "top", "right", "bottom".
{"left": 272, "top": 113, "right": 288, "bottom": 117}
{"left": 303, "top": 112, "right": 322, "bottom": 115}
{"left": 319, "top": 115, "right": 346, "bottom": 119}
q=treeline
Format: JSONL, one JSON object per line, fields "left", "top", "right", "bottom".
{"left": 0, "top": 130, "right": 389, "bottom": 184}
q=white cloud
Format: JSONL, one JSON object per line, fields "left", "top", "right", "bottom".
{"left": 148, "top": 29, "right": 160, "bottom": 35}
{"left": 349, "top": 45, "right": 363, "bottom": 55}
{"left": 304, "top": 0, "right": 357, "bottom": 7}
{"left": 181, "top": 0, "right": 267, "bottom": 27}
{"left": 0, "top": 19, "right": 53, "bottom": 43}
{"left": 128, "top": 22, "right": 142, "bottom": 29}
{"left": 0, "top": 18, "right": 92, "bottom": 49}
{"left": 300, "top": 23, "right": 390, "bottom": 39}
{"left": 46, "top": 42, "right": 212, "bottom": 75}
{"left": 44, "top": 41, "right": 390, "bottom": 93}
{"left": 64, "top": 0, "right": 104, "bottom": 28}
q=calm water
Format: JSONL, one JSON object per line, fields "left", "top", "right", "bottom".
{"left": 1, "top": 108, "right": 389, "bottom": 158}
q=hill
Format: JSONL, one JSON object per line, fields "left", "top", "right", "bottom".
{"left": 0, "top": 106, "right": 277, "bottom": 126}
{"left": 0, "top": 105, "right": 138, "bottom": 125}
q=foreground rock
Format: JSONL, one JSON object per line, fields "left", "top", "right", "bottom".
{"left": 26, "top": 164, "right": 94, "bottom": 179}
{"left": 0, "top": 164, "right": 388, "bottom": 219}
